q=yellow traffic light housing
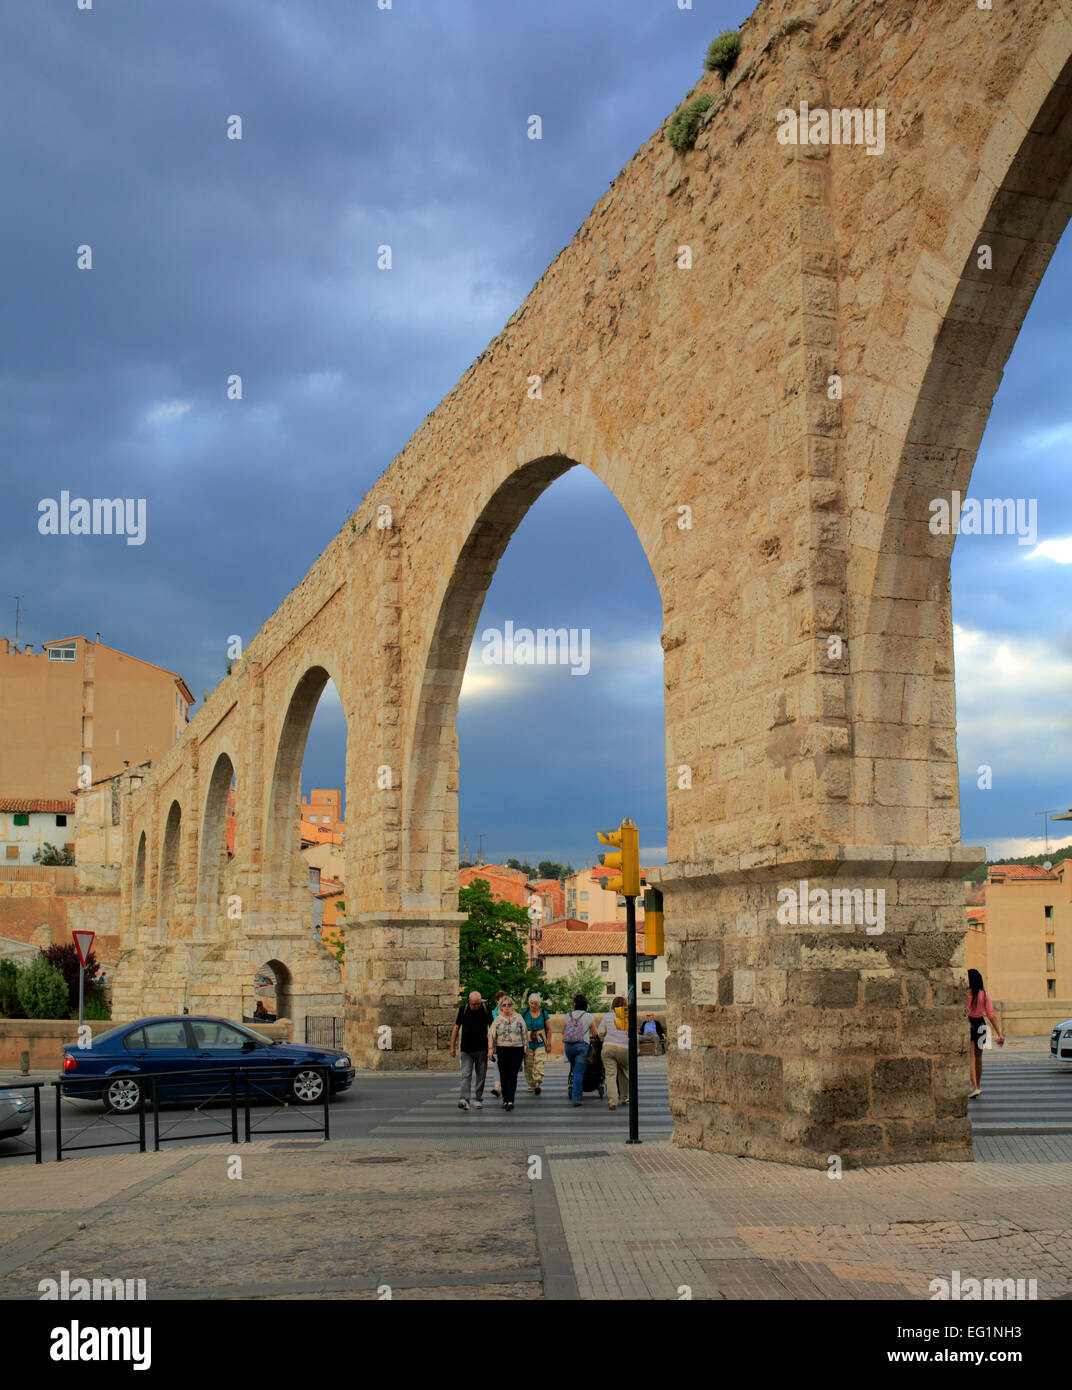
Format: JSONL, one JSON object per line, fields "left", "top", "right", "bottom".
{"left": 597, "top": 818, "right": 640, "bottom": 897}
{"left": 643, "top": 886, "right": 664, "bottom": 955}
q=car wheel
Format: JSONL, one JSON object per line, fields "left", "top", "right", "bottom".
{"left": 289, "top": 1068, "right": 326, "bottom": 1105}
{"left": 104, "top": 1076, "right": 143, "bottom": 1113}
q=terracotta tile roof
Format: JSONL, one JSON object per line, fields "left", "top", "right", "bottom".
{"left": 989, "top": 864, "right": 1056, "bottom": 880}
{"left": 0, "top": 797, "right": 76, "bottom": 814}
{"left": 539, "top": 928, "right": 647, "bottom": 956}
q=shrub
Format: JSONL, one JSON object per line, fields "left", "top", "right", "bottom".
{"left": 667, "top": 95, "right": 715, "bottom": 154}
{"left": 75, "top": 987, "right": 111, "bottom": 1021}
{"left": 0, "top": 959, "right": 26, "bottom": 1019}
{"left": 33, "top": 842, "right": 73, "bottom": 866}
{"left": 704, "top": 30, "right": 740, "bottom": 76}
{"left": 42, "top": 943, "right": 100, "bottom": 1014}
{"left": 16, "top": 955, "right": 70, "bottom": 1019}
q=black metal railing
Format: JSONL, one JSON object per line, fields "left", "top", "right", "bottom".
{"left": 1, "top": 1065, "right": 333, "bottom": 1163}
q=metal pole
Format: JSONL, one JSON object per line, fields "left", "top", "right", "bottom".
{"left": 78, "top": 964, "right": 84, "bottom": 1033}
{"left": 626, "top": 894, "right": 640, "bottom": 1144}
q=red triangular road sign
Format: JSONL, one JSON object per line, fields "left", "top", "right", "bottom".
{"left": 72, "top": 930, "right": 95, "bottom": 967}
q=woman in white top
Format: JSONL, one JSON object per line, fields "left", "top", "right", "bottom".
{"left": 487, "top": 996, "right": 527, "bottom": 1110}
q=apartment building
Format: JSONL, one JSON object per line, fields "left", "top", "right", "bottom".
{"left": 0, "top": 635, "right": 192, "bottom": 799}
{"left": 968, "top": 859, "right": 1072, "bottom": 1002}
{"left": 537, "top": 918, "right": 667, "bottom": 1006}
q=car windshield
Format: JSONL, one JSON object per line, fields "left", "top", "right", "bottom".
{"left": 235, "top": 1024, "right": 277, "bottom": 1046}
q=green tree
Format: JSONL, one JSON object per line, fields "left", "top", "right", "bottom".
{"left": 536, "top": 861, "right": 567, "bottom": 882}
{"left": 458, "top": 878, "right": 547, "bottom": 1002}
{"left": 33, "top": 842, "right": 74, "bottom": 866}
{"left": 543, "top": 960, "right": 608, "bottom": 1014}
{"left": 505, "top": 857, "right": 537, "bottom": 878}
{"left": 0, "top": 959, "right": 26, "bottom": 1018}
{"left": 16, "top": 955, "right": 70, "bottom": 1019}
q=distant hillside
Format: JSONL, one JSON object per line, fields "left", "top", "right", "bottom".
{"left": 966, "top": 843, "right": 1072, "bottom": 884}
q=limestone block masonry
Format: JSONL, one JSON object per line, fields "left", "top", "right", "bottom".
{"left": 113, "top": 0, "right": 1072, "bottom": 1164}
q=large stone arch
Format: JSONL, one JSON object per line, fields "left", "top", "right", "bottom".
{"left": 115, "top": 0, "right": 1072, "bottom": 1163}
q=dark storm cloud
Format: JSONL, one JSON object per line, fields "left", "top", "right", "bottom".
{"left": 1, "top": 0, "right": 1069, "bottom": 863}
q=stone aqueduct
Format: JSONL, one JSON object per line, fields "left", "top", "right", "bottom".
{"left": 112, "top": 0, "right": 1072, "bottom": 1166}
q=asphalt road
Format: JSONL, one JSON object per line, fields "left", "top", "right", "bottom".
{"left": 0, "top": 1055, "right": 673, "bottom": 1165}
{"left": 4, "top": 1041, "right": 1068, "bottom": 1166}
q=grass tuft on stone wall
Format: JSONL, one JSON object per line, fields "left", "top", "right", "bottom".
{"left": 667, "top": 95, "right": 715, "bottom": 154}
{"left": 704, "top": 30, "right": 740, "bottom": 76}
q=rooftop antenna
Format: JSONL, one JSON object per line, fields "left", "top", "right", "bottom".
{"left": 476, "top": 833, "right": 486, "bottom": 865}
{"left": 462, "top": 836, "right": 470, "bottom": 864}
{"left": 1034, "top": 809, "right": 1062, "bottom": 855}
{"left": 13, "top": 595, "right": 25, "bottom": 648}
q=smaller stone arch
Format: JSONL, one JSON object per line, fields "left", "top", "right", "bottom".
{"left": 158, "top": 801, "right": 182, "bottom": 947}
{"left": 132, "top": 831, "right": 147, "bottom": 915}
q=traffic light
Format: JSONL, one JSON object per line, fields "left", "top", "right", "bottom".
{"left": 643, "top": 885, "right": 664, "bottom": 955}
{"left": 597, "top": 818, "right": 640, "bottom": 897}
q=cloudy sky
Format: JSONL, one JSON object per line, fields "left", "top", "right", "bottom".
{"left": 2, "top": 1, "right": 1069, "bottom": 869}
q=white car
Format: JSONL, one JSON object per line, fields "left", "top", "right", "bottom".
{"left": 1049, "top": 1019, "right": 1072, "bottom": 1062}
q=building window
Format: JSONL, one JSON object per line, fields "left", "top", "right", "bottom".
{"left": 605, "top": 983, "right": 615, "bottom": 994}
{"left": 641, "top": 980, "right": 651, "bottom": 995}
{"left": 600, "top": 960, "right": 609, "bottom": 972}
{"left": 55, "top": 815, "right": 67, "bottom": 827}
{"left": 637, "top": 956, "right": 654, "bottom": 972}
{"left": 48, "top": 645, "right": 76, "bottom": 662}
{"left": 13, "top": 813, "right": 29, "bottom": 827}
{"left": 1046, "top": 943, "right": 1055, "bottom": 969}
{"left": 1047, "top": 978, "right": 1057, "bottom": 999}
{"left": 580, "top": 913, "right": 588, "bottom": 921}
{"left": 580, "top": 891, "right": 588, "bottom": 901}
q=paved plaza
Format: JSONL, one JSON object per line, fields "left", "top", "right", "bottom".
{"left": 2, "top": 1125, "right": 1071, "bottom": 1300}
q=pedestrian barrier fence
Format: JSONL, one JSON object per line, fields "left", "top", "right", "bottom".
{"left": 0, "top": 1066, "right": 332, "bottom": 1164}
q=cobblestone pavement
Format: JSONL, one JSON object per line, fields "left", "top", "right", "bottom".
{"left": 2, "top": 1134, "right": 1070, "bottom": 1300}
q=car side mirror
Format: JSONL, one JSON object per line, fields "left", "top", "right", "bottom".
{"left": 242, "top": 1038, "right": 257, "bottom": 1051}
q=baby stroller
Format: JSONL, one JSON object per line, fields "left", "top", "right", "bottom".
{"left": 566, "top": 1036, "right": 606, "bottom": 1100}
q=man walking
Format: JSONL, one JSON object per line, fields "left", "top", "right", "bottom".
{"left": 450, "top": 990, "right": 492, "bottom": 1110}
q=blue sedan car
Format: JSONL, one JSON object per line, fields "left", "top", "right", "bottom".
{"left": 60, "top": 1016, "right": 355, "bottom": 1112}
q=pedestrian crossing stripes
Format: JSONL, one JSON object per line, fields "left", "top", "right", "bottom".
{"left": 370, "top": 1063, "right": 674, "bottom": 1140}
{"left": 969, "top": 1053, "right": 1072, "bottom": 1136}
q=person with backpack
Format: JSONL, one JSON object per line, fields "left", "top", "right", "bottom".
{"left": 450, "top": 990, "right": 492, "bottom": 1111}
{"left": 562, "top": 993, "right": 597, "bottom": 1105}
{"left": 968, "top": 968, "right": 1003, "bottom": 1099}
{"left": 520, "top": 992, "right": 551, "bottom": 1094}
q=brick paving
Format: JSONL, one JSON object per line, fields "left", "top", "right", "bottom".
{"left": 2, "top": 1134, "right": 1071, "bottom": 1300}
{"left": 549, "top": 1142, "right": 1072, "bottom": 1299}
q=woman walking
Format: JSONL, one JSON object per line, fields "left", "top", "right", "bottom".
{"left": 488, "top": 995, "right": 527, "bottom": 1110}
{"left": 489, "top": 989, "right": 507, "bottom": 1098}
{"left": 597, "top": 995, "right": 632, "bottom": 1111}
{"left": 520, "top": 992, "right": 551, "bottom": 1094}
{"left": 562, "top": 993, "right": 597, "bottom": 1106}
{"left": 968, "top": 967, "right": 1003, "bottom": 1099}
